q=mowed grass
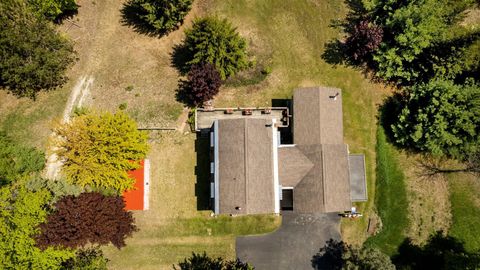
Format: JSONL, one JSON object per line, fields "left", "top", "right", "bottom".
{"left": 209, "top": 0, "right": 386, "bottom": 245}
{"left": 103, "top": 133, "right": 280, "bottom": 270}
{"left": 365, "top": 127, "right": 409, "bottom": 256}
{"left": 448, "top": 173, "right": 480, "bottom": 252}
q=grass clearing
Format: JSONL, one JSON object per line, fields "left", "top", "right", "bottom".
{"left": 365, "top": 127, "right": 409, "bottom": 256}
{"left": 448, "top": 173, "right": 480, "bottom": 252}
{"left": 103, "top": 133, "right": 280, "bottom": 269}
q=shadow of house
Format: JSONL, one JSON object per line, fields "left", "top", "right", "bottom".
{"left": 194, "top": 133, "right": 211, "bottom": 210}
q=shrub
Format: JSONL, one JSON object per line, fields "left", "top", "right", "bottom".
{"left": 175, "top": 252, "right": 254, "bottom": 270}
{"left": 36, "top": 192, "right": 137, "bottom": 249}
{"left": 391, "top": 79, "right": 480, "bottom": 159}
{"left": 27, "top": 0, "right": 78, "bottom": 21}
{"left": 54, "top": 111, "right": 149, "bottom": 192}
{"left": 0, "top": 132, "right": 45, "bottom": 185}
{"left": 62, "top": 248, "right": 108, "bottom": 270}
{"left": 181, "top": 63, "right": 223, "bottom": 106}
{"left": 183, "top": 17, "right": 250, "bottom": 79}
{"left": 123, "top": 0, "right": 193, "bottom": 35}
{"left": 0, "top": 0, "right": 75, "bottom": 98}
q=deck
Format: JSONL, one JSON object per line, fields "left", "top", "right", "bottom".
{"left": 195, "top": 107, "right": 290, "bottom": 131}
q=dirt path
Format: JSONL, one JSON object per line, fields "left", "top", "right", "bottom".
{"left": 44, "top": 75, "right": 94, "bottom": 179}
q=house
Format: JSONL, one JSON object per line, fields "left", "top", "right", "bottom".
{"left": 206, "top": 87, "right": 367, "bottom": 215}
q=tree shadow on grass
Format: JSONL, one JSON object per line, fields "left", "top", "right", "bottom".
{"left": 392, "top": 232, "right": 480, "bottom": 270}
{"left": 378, "top": 92, "right": 405, "bottom": 145}
{"left": 321, "top": 40, "right": 348, "bottom": 66}
{"left": 171, "top": 43, "right": 192, "bottom": 75}
{"left": 120, "top": 1, "right": 166, "bottom": 37}
{"left": 175, "top": 79, "right": 196, "bottom": 108}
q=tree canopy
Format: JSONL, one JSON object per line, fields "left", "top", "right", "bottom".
{"left": 391, "top": 79, "right": 480, "bottom": 159}
{"left": 183, "top": 17, "right": 250, "bottom": 79}
{"left": 336, "top": 0, "right": 479, "bottom": 86}
{"left": 122, "top": 0, "right": 193, "bottom": 36}
{"left": 0, "top": 0, "right": 75, "bottom": 98}
{"left": 312, "top": 239, "right": 395, "bottom": 270}
{"left": 0, "top": 132, "right": 45, "bottom": 185}
{"left": 0, "top": 183, "right": 74, "bottom": 269}
{"left": 174, "top": 252, "right": 254, "bottom": 270}
{"left": 36, "top": 192, "right": 137, "bottom": 249}
{"left": 54, "top": 111, "right": 149, "bottom": 193}
{"left": 26, "top": 0, "right": 78, "bottom": 21}
{"left": 178, "top": 62, "right": 223, "bottom": 107}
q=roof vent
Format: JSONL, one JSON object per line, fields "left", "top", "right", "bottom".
{"left": 329, "top": 92, "right": 339, "bottom": 100}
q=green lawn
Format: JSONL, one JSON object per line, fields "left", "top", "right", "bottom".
{"left": 365, "top": 127, "right": 409, "bottom": 256}
{"left": 103, "top": 134, "right": 280, "bottom": 269}
{"left": 448, "top": 173, "right": 480, "bottom": 252}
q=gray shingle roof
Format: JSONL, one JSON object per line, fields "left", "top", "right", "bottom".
{"left": 217, "top": 118, "right": 276, "bottom": 215}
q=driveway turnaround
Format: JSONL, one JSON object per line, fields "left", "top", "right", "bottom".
{"left": 236, "top": 212, "right": 341, "bottom": 270}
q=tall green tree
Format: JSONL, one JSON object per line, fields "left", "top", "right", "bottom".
{"left": 370, "top": 0, "right": 476, "bottom": 85}
{"left": 183, "top": 17, "right": 250, "bottom": 79}
{"left": 0, "top": 183, "right": 74, "bottom": 269}
{"left": 335, "top": 0, "right": 478, "bottom": 86}
{"left": 0, "top": 132, "right": 45, "bottom": 185}
{"left": 123, "top": 0, "right": 193, "bottom": 35}
{"left": 54, "top": 111, "right": 149, "bottom": 192}
{"left": 391, "top": 79, "right": 480, "bottom": 159}
{"left": 0, "top": 0, "right": 75, "bottom": 98}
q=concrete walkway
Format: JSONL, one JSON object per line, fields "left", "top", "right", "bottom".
{"left": 236, "top": 212, "right": 341, "bottom": 270}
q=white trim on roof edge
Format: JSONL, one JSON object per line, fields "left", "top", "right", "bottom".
{"left": 272, "top": 119, "right": 280, "bottom": 214}
{"left": 144, "top": 159, "right": 150, "bottom": 210}
{"left": 213, "top": 120, "right": 220, "bottom": 215}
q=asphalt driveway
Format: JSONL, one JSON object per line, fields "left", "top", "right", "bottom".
{"left": 236, "top": 212, "right": 341, "bottom": 270}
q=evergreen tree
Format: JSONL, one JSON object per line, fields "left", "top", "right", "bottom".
{"left": 183, "top": 17, "right": 250, "bottom": 79}
{"left": 0, "top": 0, "right": 75, "bottom": 98}
{"left": 123, "top": 0, "right": 193, "bottom": 35}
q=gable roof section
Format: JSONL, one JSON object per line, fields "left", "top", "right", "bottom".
{"left": 278, "top": 147, "right": 314, "bottom": 187}
{"left": 217, "top": 118, "right": 276, "bottom": 215}
{"left": 293, "top": 87, "right": 344, "bottom": 145}
{"left": 322, "top": 144, "right": 351, "bottom": 212}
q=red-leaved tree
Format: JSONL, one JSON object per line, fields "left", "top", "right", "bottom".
{"left": 345, "top": 20, "right": 383, "bottom": 62}
{"left": 36, "top": 192, "right": 137, "bottom": 249}
{"left": 183, "top": 62, "right": 223, "bottom": 106}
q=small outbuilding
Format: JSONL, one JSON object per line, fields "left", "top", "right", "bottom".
{"left": 123, "top": 159, "right": 150, "bottom": 211}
